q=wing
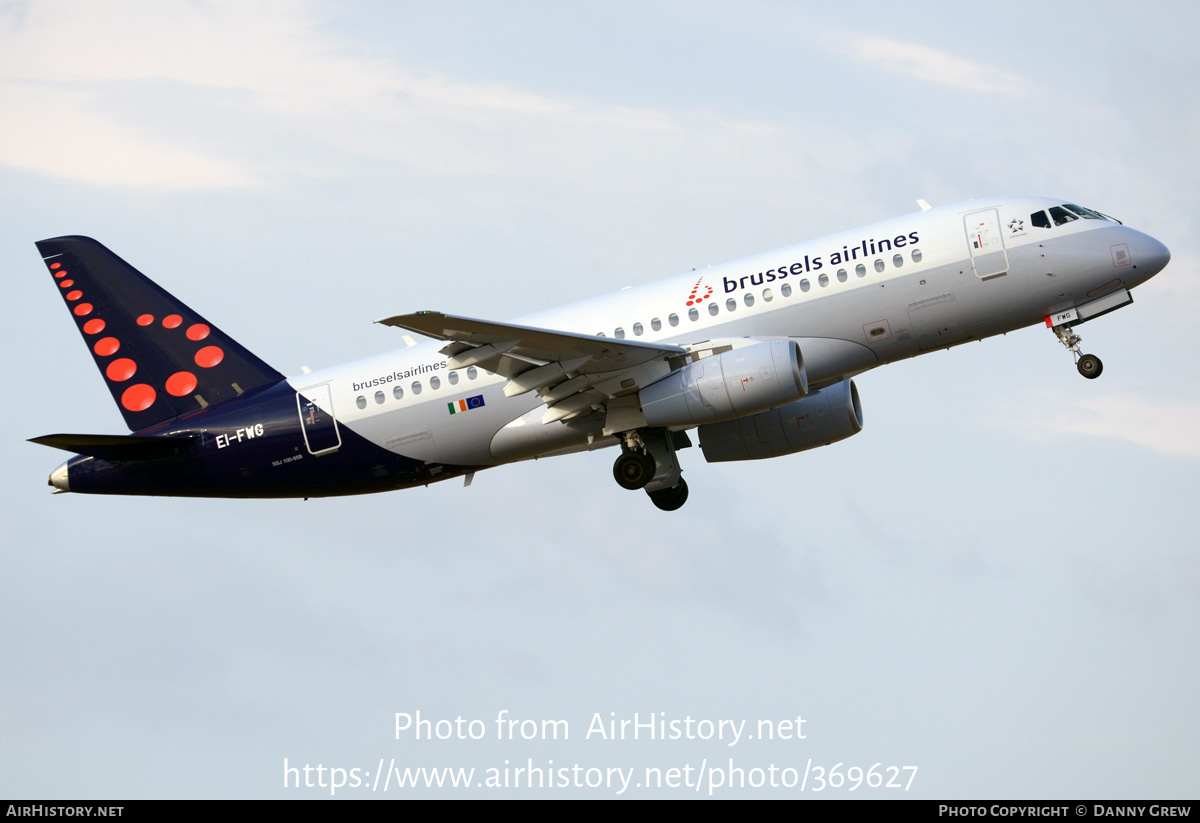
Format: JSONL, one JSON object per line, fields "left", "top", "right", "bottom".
{"left": 376, "top": 311, "right": 687, "bottom": 425}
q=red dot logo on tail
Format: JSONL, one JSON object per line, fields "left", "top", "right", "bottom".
{"left": 106, "top": 358, "right": 137, "bottom": 382}
{"left": 121, "top": 384, "right": 156, "bottom": 412}
{"left": 166, "top": 372, "right": 198, "bottom": 397}
{"left": 195, "top": 346, "right": 224, "bottom": 368}
{"left": 93, "top": 337, "right": 120, "bottom": 357}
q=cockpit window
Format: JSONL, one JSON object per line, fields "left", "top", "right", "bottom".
{"left": 1063, "top": 203, "right": 1105, "bottom": 220}
{"left": 1034, "top": 204, "right": 1110, "bottom": 230}
{"left": 1048, "top": 206, "right": 1078, "bottom": 226}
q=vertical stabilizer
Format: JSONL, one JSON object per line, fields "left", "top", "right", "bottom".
{"left": 36, "top": 236, "right": 285, "bottom": 431}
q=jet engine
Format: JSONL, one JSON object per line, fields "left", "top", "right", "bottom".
{"left": 640, "top": 339, "right": 807, "bottom": 428}
{"left": 698, "top": 379, "right": 862, "bottom": 462}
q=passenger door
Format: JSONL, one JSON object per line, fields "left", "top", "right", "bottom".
{"left": 964, "top": 208, "right": 1009, "bottom": 279}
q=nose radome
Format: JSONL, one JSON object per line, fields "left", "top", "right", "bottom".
{"left": 1138, "top": 234, "right": 1171, "bottom": 276}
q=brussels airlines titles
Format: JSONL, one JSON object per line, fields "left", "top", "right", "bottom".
{"left": 721, "top": 231, "right": 922, "bottom": 294}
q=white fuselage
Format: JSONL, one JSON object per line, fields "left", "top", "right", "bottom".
{"left": 289, "top": 196, "right": 1168, "bottom": 470}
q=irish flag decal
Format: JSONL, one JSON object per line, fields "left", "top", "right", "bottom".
{"left": 448, "top": 394, "right": 486, "bottom": 415}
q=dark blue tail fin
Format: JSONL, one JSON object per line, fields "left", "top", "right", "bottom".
{"left": 36, "top": 236, "right": 285, "bottom": 431}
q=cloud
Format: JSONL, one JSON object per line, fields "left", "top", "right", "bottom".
{"left": 0, "top": 1, "right": 775, "bottom": 189}
{"left": 987, "top": 390, "right": 1200, "bottom": 458}
{"left": 836, "top": 35, "right": 1029, "bottom": 96}
{"left": 0, "top": 81, "right": 258, "bottom": 187}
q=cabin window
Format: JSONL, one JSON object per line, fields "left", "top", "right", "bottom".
{"left": 448, "top": 371, "right": 459, "bottom": 385}
{"left": 708, "top": 302, "right": 719, "bottom": 316}
{"left": 818, "top": 273, "right": 829, "bottom": 287}
{"left": 837, "top": 268, "right": 848, "bottom": 282}
{"left": 412, "top": 381, "right": 422, "bottom": 395}
{"left": 874, "top": 259, "right": 885, "bottom": 273}
{"left": 614, "top": 327, "right": 625, "bottom": 338}
{"left": 356, "top": 395, "right": 366, "bottom": 409}
{"left": 374, "top": 391, "right": 385, "bottom": 405}
{"left": 856, "top": 263, "right": 867, "bottom": 277}
{"left": 466, "top": 366, "right": 478, "bottom": 380}
{"left": 762, "top": 288, "right": 773, "bottom": 302}
{"left": 393, "top": 385, "right": 404, "bottom": 400}
{"left": 1031, "top": 211, "right": 1051, "bottom": 229}
{"left": 633, "top": 322, "right": 644, "bottom": 336}
{"left": 800, "top": 278, "right": 811, "bottom": 292}
{"left": 781, "top": 283, "right": 792, "bottom": 297}
{"left": 688, "top": 307, "right": 699, "bottom": 321}
{"left": 744, "top": 292, "right": 754, "bottom": 307}
{"left": 430, "top": 376, "right": 440, "bottom": 390}
{"left": 669, "top": 312, "right": 679, "bottom": 326}
{"left": 911, "top": 249, "right": 923, "bottom": 263}
{"left": 893, "top": 253, "right": 903, "bottom": 268}
{"left": 651, "top": 317, "right": 662, "bottom": 331}
{"left": 726, "top": 298, "right": 737, "bottom": 312}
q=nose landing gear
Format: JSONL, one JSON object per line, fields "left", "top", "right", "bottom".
{"left": 1076, "top": 353, "right": 1103, "bottom": 379}
{"left": 1051, "top": 323, "right": 1103, "bottom": 379}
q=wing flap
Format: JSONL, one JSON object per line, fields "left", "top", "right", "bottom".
{"left": 503, "top": 357, "right": 592, "bottom": 397}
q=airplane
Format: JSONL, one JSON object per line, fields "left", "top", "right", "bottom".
{"left": 30, "top": 196, "right": 1170, "bottom": 510}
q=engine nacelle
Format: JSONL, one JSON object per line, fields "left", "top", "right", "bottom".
{"left": 640, "top": 340, "right": 807, "bottom": 428}
{"left": 698, "top": 379, "right": 863, "bottom": 462}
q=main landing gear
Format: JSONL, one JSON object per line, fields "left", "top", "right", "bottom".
{"left": 1051, "top": 323, "right": 1103, "bottom": 379}
{"left": 613, "top": 449, "right": 655, "bottom": 490}
{"left": 647, "top": 478, "right": 689, "bottom": 511}
{"left": 612, "top": 428, "right": 690, "bottom": 511}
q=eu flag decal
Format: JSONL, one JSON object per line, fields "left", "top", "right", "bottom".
{"left": 447, "top": 394, "right": 487, "bottom": 415}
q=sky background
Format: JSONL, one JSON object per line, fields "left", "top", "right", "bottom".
{"left": 2, "top": 0, "right": 1197, "bottom": 799}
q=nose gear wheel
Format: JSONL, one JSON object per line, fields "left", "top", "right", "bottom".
{"left": 1076, "top": 353, "right": 1103, "bottom": 379}
{"left": 1051, "top": 323, "right": 1103, "bottom": 379}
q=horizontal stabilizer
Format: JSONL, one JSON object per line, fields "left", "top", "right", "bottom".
{"left": 29, "top": 433, "right": 196, "bottom": 461}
